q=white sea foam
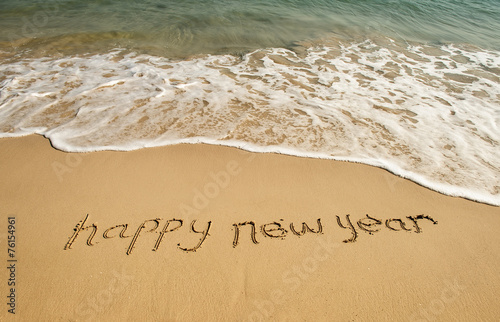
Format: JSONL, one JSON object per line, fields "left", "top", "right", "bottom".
{"left": 0, "top": 40, "right": 499, "bottom": 205}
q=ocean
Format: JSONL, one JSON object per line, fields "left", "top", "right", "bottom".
{"left": 0, "top": 0, "right": 499, "bottom": 205}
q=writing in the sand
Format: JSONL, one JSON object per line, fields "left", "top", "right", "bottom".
{"left": 63, "top": 214, "right": 438, "bottom": 255}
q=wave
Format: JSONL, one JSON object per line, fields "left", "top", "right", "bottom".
{"left": 0, "top": 38, "right": 499, "bottom": 205}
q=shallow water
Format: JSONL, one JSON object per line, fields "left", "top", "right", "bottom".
{"left": 0, "top": 0, "right": 499, "bottom": 205}
{"left": 1, "top": 0, "right": 499, "bottom": 56}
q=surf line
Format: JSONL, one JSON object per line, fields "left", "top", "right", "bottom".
{"left": 63, "top": 214, "right": 437, "bottom": 255}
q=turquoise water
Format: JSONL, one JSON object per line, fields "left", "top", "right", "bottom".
{"left": 1, "top": 0, "right": 499, "bottom": 56}
{"left": 0, "top": 1, "right": 499, "bottom": 205}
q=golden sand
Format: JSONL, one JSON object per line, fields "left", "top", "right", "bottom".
{"left": 1, "top": 135, "right": 499, "bottom": 321}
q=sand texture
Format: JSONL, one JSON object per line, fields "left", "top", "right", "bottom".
{"left": 1, "top": 135, "right": 499, "bottom": 321}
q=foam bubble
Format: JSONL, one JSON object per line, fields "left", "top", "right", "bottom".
{"left": 0, "top": 40, "right": 499, "bottom": 205}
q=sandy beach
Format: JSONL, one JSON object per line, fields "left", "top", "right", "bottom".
{"left": 1, "top": 134, "right": 499, "bottom": 321}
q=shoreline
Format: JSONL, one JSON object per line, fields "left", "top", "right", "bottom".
{"left": 1, "top": 134, "right": 499, "bottom": 320}
{"left": 2, "top": 40, "right": 498, "bottom": 209}
{"left": 25, "top": 133, "right": 500, "bottom": 207}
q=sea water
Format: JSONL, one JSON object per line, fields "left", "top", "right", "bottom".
{"left": 0, "top": 0, "right": 499, "bottom": 205}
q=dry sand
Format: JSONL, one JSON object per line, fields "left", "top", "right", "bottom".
{"left": 1, "top": 134, "right": 499, "bottom": 321}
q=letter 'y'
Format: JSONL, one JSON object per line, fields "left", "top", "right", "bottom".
{"left": 178, "top": 220, "right": 212, "bottom": 252}
{"left": 336, "top": 214, "right": 358, "bottom": 243}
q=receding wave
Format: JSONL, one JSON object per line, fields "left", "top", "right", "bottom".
{"left": 0, "top": 38, "right": 499, "bottom": 205}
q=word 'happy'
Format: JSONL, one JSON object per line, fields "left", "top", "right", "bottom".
{"left": 63, "top": 214, "right": 438, "bottom": 255}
